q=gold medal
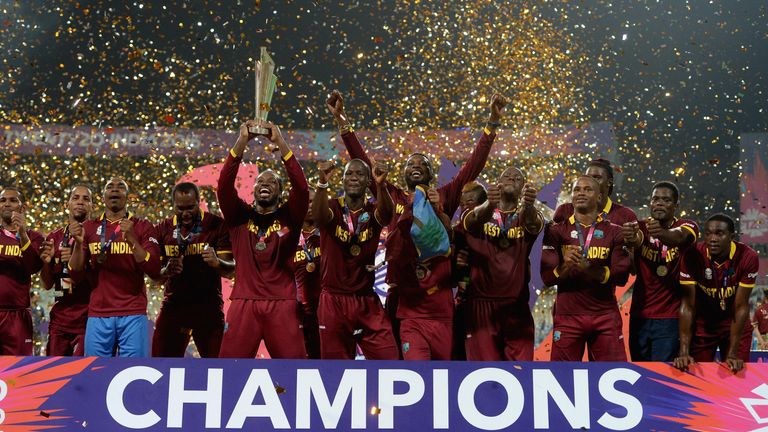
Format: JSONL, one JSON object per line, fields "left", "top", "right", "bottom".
{"left": 350, "top": 244, "right": 361, "bottom": 256}
{"left": 255, "top": 241, "right": 267, "bottom": 251}
{"left": 656, "top": 265, "right": 668, "bottom": 277}
{"left": 498, "top": 237, "right": 510, "bottom": 249}
{"left": 720, "top": 298, "right": 726, "bottom": 311}
{"left": 306, "top": 262, "right": 316, "bottom": 273}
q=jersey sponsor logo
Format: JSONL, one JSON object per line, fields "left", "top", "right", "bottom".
{"left": 570, "top": 230, "right": 578, "bottom": 239}
{"left": 680, "top": 271, "right": 691, "bottom": 278}
{"left": 594, "top": 229, "right": 604, "bottom": 239}
{"left": 395, "top": 203, "right": 405, "bottom": 215}
{"left": 149, "top": 237, "right": 159, "bottom": 244}
{"left": 0, "top": 244, "right": 23, "bottom": 257}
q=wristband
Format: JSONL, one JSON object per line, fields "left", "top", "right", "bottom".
{"left": 339, "top": 124, "right": 354, "bottom": 134}
{"left": 486, "top": 121, "right": 501, "bottom": 128}
{"left": 316, "top": 181, "right": 330, "bottom": 189}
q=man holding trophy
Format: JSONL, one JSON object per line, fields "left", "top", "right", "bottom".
{"left": 217, "top": 48, "right": 310, "bottom": 359}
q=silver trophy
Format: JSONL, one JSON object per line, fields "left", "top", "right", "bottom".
{"left": 248, "top": 47, "right": 278, "bottom": 135}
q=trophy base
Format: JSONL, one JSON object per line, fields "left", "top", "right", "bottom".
{"left": 248, "top": 125, "right": 270, "bottom": 136}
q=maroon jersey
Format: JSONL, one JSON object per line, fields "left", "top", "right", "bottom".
{"left": 0, "top": 228, "right": 43, "bottom": 309}
{"left": 79, "top": 213, "right": 161, "bottom": 317}
{"left": 155, "top": 211, "right": 231, "bottom": 307}
{"left": 319, "top": 198, "right": 383, "bottom": 295}
{"left": 342, "top": 128, "right": 495, "bottom": 320}
{"left": 753, "top": 303, "right": 768, "bottom": 334}
{"left": 216, "top": 151, "right": 309, "bottom": 300}
{"left": 541, "top": 215, "right": 631, "bottom": 315}
{"left": 553, "top": 198, "right": 637, "bottom": 227}
{"left": 46, "top": 227, "right": 91, "bottom": 332}
{"left": 631, "top": 218, "right": 699, "bottom": 319}
{"left": 294, "top": 228, "right": 321, "bottom": 304}
{"left": 679, "top": 241, "right": 759, "bottom": 324}
{"left": 457, "top": 208, "right": 543, "bottom": 302}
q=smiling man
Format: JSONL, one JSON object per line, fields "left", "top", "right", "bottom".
{"left": 553, "top": 158, "right": 637, "bottom": 227}
{"left": 153, "top": 182, "right": 233, "bottom": 358}
{"left": 0, "top": 187, "right": 44, "bottom": 355}
{"left": 69, "top": 178, "right": 161, "bottom": 357}
{"left": 541, "top": 176, "right": 631, "bottom": 361}
{"left": 457, "top": 167, "right": 544, "bottom": 361}
{"left": 674, "top": 214, "right": 759, "bottom": 373}
{"left": 327, "top": 90, "right": 506, "bottom": 360}
{"left": 216, "top": 120, "right": 309, "bottom": 359}
{"left": 622, "top": 181, "right": 698, "bottom": 361}
{"left": 311, "top": 158, "right": 398, "bottom": 360}
{"left": 39, "top": 185, "right": 94, "bottom": 356}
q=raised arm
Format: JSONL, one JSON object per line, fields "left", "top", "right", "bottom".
{"left": 327, "top": 90, "right": 373, "bottom": 168}
{"left": 262, "top": 121, "right": 309, "bottom": 228}
{"left": 311, "top": 161, "right": 337, "bottom": 228}
{"left": 440, "top": 94, "right": 507, "bottom": 216}
{"left": 372, "top": 160, "right": 394, "bottom": 226}
{"left": 39, "top": 238, "right": 56, "bottom": 289}
{"left": 217, "top": 121, "right": 260, "bottom": 225}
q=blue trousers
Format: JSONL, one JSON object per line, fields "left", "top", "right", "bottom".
{"left": 629, "top": 317, "right": 679, "bottom": 362}
{"left": 85, "top": 315, "right": 149, "bottom": 357}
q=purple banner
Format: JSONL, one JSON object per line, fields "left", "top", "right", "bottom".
{"left": 1, "top": 122, "right": 616, "bottom": 160}
{"left": 2, "top": 356, "right": 768, "bottom": 431}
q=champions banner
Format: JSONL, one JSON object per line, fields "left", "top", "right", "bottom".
{"left": 1, "top": 357, "right": 768, "bottom": 431}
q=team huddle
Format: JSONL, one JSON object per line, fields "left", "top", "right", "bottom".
{"left": 0, "top": 92, "right": 759, "bottom": 371}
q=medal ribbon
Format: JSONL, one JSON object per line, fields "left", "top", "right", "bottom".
{"left": 299, "top": 230, "right": 317, "bottom": 262}
{"left": 493, "top": 209, "right": 513, "bottom": 239}
{"left": 342, "top": 205, "right": 365, "bottom": 244}
{"left": 709, "top": 258, "right": 732, "bottom": 305}
{"left": 0, "top": 225, "right": 20, "bottom": 242}
{"left": 175, "top": 215, "right": 201, "bottom": 255}
{"left": 575, "top": 222, "right": 597, "bottom": 258}
{"left": 100, "top": 214, "right": 124, "bottom": 255}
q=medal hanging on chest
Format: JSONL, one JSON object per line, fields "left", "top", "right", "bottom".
{"left": 300, "top": 230, "right": 318, "bottom": 272}
{"left": 493, "top": 209, "right": 516, "bottom": 249}
{"left": 343, "top": 205, "right": 368, "bottom": 257}
{"left": 709, "top": 258, "right": 732, "bottom": 311}
{"left": 175, "top": 215, "right": 201, "bottom": 257}
{"left": 98, "top": 214, "right": 125, "bottom": 264}
{"left": 59, "top": 225, "right": 74, "bottom": 295}
{"left": 254, "top": 222, "right": 268, "bottom": 252}
{"left": 575, "top": 220, "right": 597, "bottom": 259}
{"left": 652, "top": 237, "right": 669, "bottom": 277}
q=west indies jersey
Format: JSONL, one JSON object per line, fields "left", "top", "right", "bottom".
{"left": 79, "top": 212, "right": 161, "bottom": 317}
{"left": 46, "top": 226, "right": 91, "bottom": 332}
{"left": 541, "top": 215, "right": 631, "bottom": 315}
{"left": 631, "top": 218, "right": 699, "bottom": 319}
{"left": 294, "top": 228, "right": 321, "bottom": 304}
{"left": 155, "top": 211, "right": 231, "bottom": 307}
{"left": 216, "top": 150, "right": 309, "bottom": 300}
{"left": 0, "top": 228, "right": 43, "bottom": 309}
{"left": 319, "top": 198, "right": 383, "bottom": 295}
{"left": 679, "top": 241, "right": 759, "bottom": 324}
{"left": 457, "top": 207, "right": 543, "bottom": 303}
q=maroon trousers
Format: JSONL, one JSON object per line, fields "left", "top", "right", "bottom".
{"left": 0, "top": 309, "right": 33, "bottom": 356}
{"left": 317, "top": 291, "right": 399, "bottom": 360}
{"left": 47, "top": 325, "right": 85, "bottom": 356}
{"left": 464, "top": 299, "right": 534, "bottom": 361}
{"left": 551, "top": 308, "right": 627, "bottom": 361}
{"left": 219, "top": 299, "right": 306, "bottom": 359}
{"left": 691, "top": 320, "right": 752, "bottom": 363}
{"left": 152, "top": 304, "right": 224, "bottom": 358}
{"left": 400, "top": 318, "right": 453, "bottom": 360}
